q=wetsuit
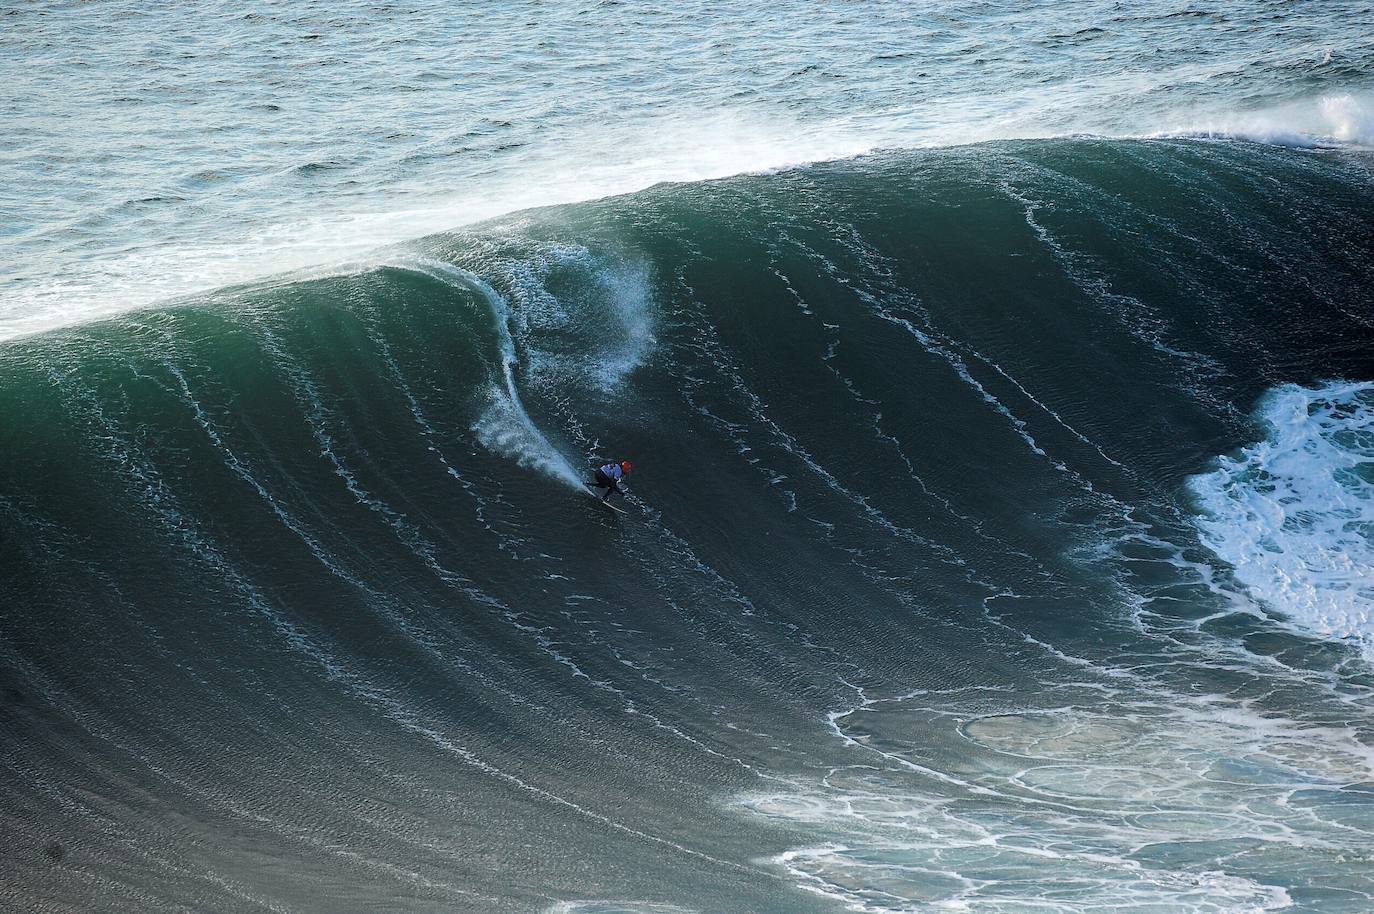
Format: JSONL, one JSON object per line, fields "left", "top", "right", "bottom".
{"left": 592, "top": 463, "right": 624, "bottom": 500}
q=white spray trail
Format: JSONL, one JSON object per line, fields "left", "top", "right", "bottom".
{"left": 396, "top": 258, "right": 585, "bottom": 490}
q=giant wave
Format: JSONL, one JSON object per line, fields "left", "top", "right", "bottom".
{"left": 4, "top": 137, "right": 1374, "bottom": 913}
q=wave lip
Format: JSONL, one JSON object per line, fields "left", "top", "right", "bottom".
{"left": 1189, "top": 380, "right": 1374, "bottom": 659}
{"left": 0, "top": 110, "right": 878, "bottom": 345}
{"left": 8, "top": 87, "right": 1373, "bottom": 344}
{"left": 1149, "top": 92, "right": 1374, "bottom": 148}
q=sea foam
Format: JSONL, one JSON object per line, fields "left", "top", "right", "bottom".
{"left": 1189, "top": 381, "right": 1374, "bottom": 659}
{"left": 1151, "top": 92, "right": 1374, "bottom": 147}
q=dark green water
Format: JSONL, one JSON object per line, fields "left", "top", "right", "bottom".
{"left": 4, "top": 139, "right": 1374, "bottom": 912}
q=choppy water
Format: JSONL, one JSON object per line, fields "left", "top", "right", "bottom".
{"left": 4, "top": 3, "right": 1374, "bottom": 913}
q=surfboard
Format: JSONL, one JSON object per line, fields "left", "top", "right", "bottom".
{"left": 583, "top": 483, "right": 628, "bottom": 515}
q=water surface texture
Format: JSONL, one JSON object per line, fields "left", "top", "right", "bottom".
{"left": 4, "top": 3, "right": 1374, "bottom": 913}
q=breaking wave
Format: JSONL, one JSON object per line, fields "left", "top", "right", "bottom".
{"left": 4, "top": 136, "right": 1374, "bottom": 913}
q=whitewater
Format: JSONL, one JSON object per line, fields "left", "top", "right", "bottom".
{"left": 4, "top": 2, "right": 1374, "bottom": 913}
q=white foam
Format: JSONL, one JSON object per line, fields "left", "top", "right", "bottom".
{"left": 1189, "top": 380, "right": 1374, "bottom": 659}
{"left": 735, "top": 685, "right": 1374, "bottom": 913}
{"left": 542, "top": 903, "right": 706, "bottom": 914}
{"left": 1150, "top": 92, "right": 1374, "bottom": 147}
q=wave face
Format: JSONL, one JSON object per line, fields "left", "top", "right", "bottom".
{"left": 4, "top": 138, "right": 1374, "bottom": 913}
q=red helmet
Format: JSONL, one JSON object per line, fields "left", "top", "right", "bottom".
{"left": 619, "top": 460, "right": 632, "bottom": 473}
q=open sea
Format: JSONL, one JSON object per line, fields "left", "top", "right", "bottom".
{"left": 4, "top": 2, "right": 1374, "bottom": 912}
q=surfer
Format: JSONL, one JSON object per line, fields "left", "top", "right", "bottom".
{"left": 591, "top": 460, "right": 632, "bottom": 502}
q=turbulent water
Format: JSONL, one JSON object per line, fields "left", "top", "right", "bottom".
{"left": 5, "top": 3, "right": 1374, "bottom": 914}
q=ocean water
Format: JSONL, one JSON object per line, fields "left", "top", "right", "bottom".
{"left": 3, "top": 2, "right": 1374, "bottom": 913}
